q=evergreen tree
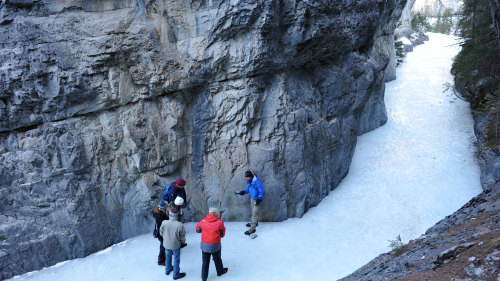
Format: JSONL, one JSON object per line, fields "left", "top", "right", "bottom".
{"left": 411, "top": 11, "right": 431, "bottom": 32}
{"left": 394, "top": 36, "right": 405, "bottom": 66}
{"left": 453, "top": 0, "right": 500, "bottom": 148}
{"left": 434, "top": 9, "right": 454, "bottom": 34}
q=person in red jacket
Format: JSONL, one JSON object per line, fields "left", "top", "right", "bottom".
{"left": 195, "top": 207, "right": 228, "bottom": 281}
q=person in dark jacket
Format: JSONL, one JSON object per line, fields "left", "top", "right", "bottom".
{"left": 235, "top": 170, "right": 265, "bottom": 235}
{"left": 163, "top": 178, "right": 187, "bottom": 208}
{"left": 195, "top": 207, "right": 228, "bottom": 281}
{"left": 152, "top": 199, "right": 168, "bottom": 265}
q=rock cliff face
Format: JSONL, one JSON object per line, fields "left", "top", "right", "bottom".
{"left": 413, "top": 0, "right": 462, "bottom": 16}
{"left": 384, "top": 0, "right": 417, "bottom": 82}
{"left": 399, "top": 0, "right": 416, "bottom": 28}
{"left": 0, "top": 0, "right": 406, "bottom": 279}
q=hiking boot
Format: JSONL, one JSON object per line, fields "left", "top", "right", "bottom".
{"left": 173, "top": 272, "right": 186, "bottom": 280}
{"left": 217, "top": 268, "right": 228, "bottom": 276}
{"left": 244, "top": 229, "right": 255, "bottom": 235}
{"left": 245, "top": 222, "right": 258, "bottom": 227}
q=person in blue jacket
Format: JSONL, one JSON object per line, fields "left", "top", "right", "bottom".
{"left": 235, "top": 170, "right": 265, "bottom": 235}
{"left": 164, "top": 178, "right": 187, "bottom": 209}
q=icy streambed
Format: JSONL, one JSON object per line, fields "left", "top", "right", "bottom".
{"left": 8, "top": 33, "right": 482, "bottom": 281}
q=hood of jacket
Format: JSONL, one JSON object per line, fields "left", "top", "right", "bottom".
{"left": 204, "top": 213, "right": 220, "bottom": 222}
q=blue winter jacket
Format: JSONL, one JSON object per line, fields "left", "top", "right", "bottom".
{"left": 163, "top": 183, "right": 187, "bottom": 208}
{"left": 244, "top": 175, "right": 265, "bottom": 200}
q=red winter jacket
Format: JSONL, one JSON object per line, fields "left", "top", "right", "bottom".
{"left": 196, "top": 214, "right": 226, "bottom": 244}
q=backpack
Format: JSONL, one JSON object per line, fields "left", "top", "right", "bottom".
{"left": 163, "top": 184, "right": 176, "bottom": 203}
{"left": 153, "top": 224, "right": 158, "bottom": 238}
{"left": 152, "top": 206, "right": 162, "bottom": 238}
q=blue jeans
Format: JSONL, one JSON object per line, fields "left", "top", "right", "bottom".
{"left": 165, "top": 248, "right": 181, "bottom": 278}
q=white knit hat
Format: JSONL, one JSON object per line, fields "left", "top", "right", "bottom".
{"left": 174, "top": 196, "right": 184, "bottom": 206}
{"left": 208, "top": 207, "right": 218, "bottom": 216}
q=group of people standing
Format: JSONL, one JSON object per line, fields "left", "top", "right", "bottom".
{"left": 152, "top": 170, "right": 266, "bottom": 280}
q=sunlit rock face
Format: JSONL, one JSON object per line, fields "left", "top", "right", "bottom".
{"left": 400, "top": 0, "right": 417, "bottom": 28}
{"left": 0, "top": 0, "right": 406, "bottom": 278}
{"left": 413, "top": 0, "right": 462, "bottom": 16}
{"left": 384, "top": 0, "right": 417, "bottom": 82}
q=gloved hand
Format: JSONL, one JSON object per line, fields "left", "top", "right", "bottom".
{"left": 235, "top": 190, "right": 245, "bottom": 195}
{"left": 255, "top": 199, "right": 262, "bottom": 205}
{"left": 181, "top": 243, "right": 187, "bottom": 248}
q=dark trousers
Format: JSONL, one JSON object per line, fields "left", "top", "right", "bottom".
{"left": 159, "top": 241, "right": 166, "bottom": 260}
{"left": 201, "top": 250, "right": 224, "bottom": 280}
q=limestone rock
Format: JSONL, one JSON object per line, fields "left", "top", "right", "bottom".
{"left": 0, "top": 0, "right": 406, "bottom": 279}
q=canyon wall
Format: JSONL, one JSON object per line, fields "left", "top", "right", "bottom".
{"left": 0, "top": 0, "right": 406, "bottom": 279}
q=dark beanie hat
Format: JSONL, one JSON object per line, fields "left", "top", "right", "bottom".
{"left": 175, "top": 178, "right": 186, "bottom": 187}
{"left": 169, "top": 208, "right": 178, "bottom": 217}
{"left": 245, "top": 170, "right": 253, "bottom": 177}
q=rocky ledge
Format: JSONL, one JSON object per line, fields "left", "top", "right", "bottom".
{"left": 340, "top": 182, "right": 500, "bottom": 281}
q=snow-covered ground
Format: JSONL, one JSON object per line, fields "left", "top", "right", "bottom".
{"left": 7, "top": 33, "right": 482, "bottom": 281}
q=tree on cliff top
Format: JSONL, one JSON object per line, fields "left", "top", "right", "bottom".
{"left": 453, "top": 0, "right": 500, "bottom": 148}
